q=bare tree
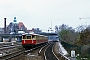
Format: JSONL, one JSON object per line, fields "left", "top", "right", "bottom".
{"left": 55, "top": 25, "right": 59, "bottom": 33}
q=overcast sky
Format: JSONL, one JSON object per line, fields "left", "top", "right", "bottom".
{"left": 0, "top": 0, "right": 90, "bottom": 31}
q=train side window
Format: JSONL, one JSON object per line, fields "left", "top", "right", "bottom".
{"left": 22, "top": 35, "right": 26, "bottom": 39}
{"left": 27, "top": 36, "right": 31, "bottom": 39}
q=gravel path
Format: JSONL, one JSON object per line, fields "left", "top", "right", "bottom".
{"left": 54, "top": 42, "right": 67, "bottom": 60}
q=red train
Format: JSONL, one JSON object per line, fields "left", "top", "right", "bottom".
{"left": 22, "top": 33, "right": 48, "bottom": 49}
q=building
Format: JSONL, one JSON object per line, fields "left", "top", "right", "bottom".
{"left": 18, "top": 22, "right": 27, "bottom": 30}
{"left": 7, "top": 17, "right": 27, "bottom": 33}
{"left": 3, "top": 17, "right": 42, "bottom": 34}
{"left": 0, "top": 28, "right": 4, "bottom": 34}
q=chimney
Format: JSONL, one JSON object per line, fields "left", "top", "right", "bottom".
{"left": 4, "top": 18, "right": 7, "bottom": 33}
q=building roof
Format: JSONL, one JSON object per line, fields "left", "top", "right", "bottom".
{"left": 18, "top": 22, "right": 26, "bottom": 29}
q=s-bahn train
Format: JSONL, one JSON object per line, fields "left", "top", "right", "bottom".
{"left": 22, "top": 33, "right": 48, "bottom": 49}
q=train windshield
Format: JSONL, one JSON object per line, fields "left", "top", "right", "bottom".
{"left": 27, "top": 36, "right": 31, "bottom": 39}
{"left": 22, "top": 35, "right": 26, "bottom": 39}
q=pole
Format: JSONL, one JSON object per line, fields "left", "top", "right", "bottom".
{"left": 4, "top": 18, "right": 7, "bottom": 33}
{"left": 51, "top": 22, "right": 52, "bottom": 30}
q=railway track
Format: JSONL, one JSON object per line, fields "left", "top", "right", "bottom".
{"left": 28, "top": 42, "right": 70, "bottom": 60}
{"left": 0, "top": 42, "right": 21, "bottom": 47}
{"left": 0, "top": 45, "right": 22, "bottom": 50}
{"left": 0, "top": 42, "right": 70, "bottom": 60}
{"left": 44, "top": 42, "right": 69, "bottom": 60}
{"left": 0, "top": 50, "right": 24, "bottom": 60}
{"left": 0, "top": 43, "right": 49, "bottom": 60}
{"left": 0, "top": 42, "right": 22, "bottom": 51}
{"left": 44, "top": 42, "right": 59, "bottom": 60}
{"left": 0, "top": 42, "right": 23, "bottom": 59}
{"left": 26, "top": 43, "right": 50, "bottom": 60}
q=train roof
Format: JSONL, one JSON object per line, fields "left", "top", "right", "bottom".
{"left": 22, "top": 33, "right": 48, "bottom": 37}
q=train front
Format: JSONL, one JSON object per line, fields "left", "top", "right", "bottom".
{"left": 22, "top": 33, "right": 48, "bottom": 49}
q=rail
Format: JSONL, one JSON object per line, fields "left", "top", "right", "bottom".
{"left": 59, "top": 53, "right": 70, "bottom": 60}
{"left": 1, "top": 43, "right": 49, "bottom": 60}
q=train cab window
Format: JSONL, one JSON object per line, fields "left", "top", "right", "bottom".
{"left": 32, "top": 35, "right": 35, "bottom": 39}
{"left": 22, "top": 35, "right": 26, "bottom": 39}
{"left": 27, "top": 36, "right": 31, "bottom": 39}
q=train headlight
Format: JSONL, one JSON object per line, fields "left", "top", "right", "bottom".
{"left": 32, "top": 40, "right": 34, "bottom": 43}
{"left": 24, "top": 40, "right": 25, "bottom": 43}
